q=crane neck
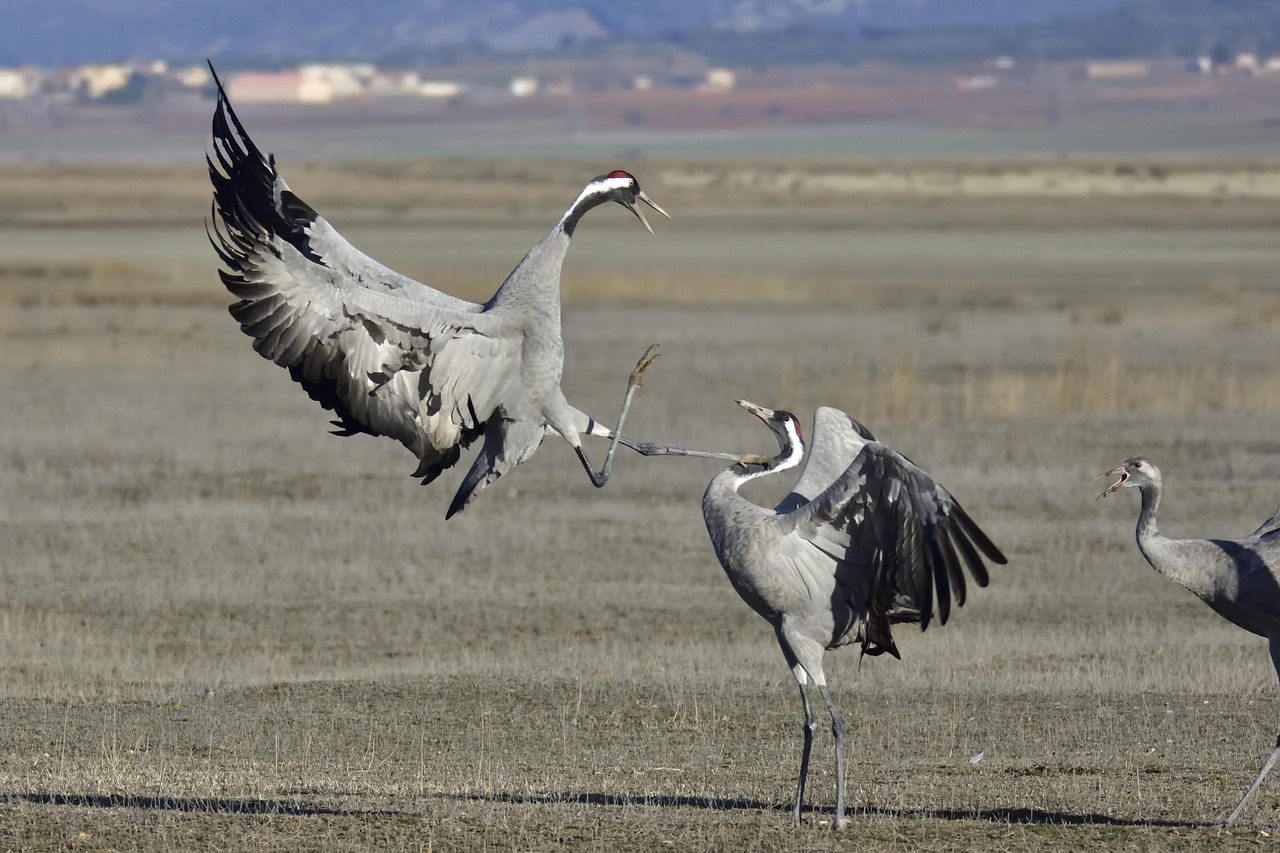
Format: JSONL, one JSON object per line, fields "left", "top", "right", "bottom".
{"left": 1130, "top": 480, "right": 1221, "bottom": 600}
{"left": 486, "top": 183, "right": 613, "bottom": 311}
{"left": 558, "top": 183, "right": 613, "bottom": 239}
{"left": 1134, "top": 481, "right": 1161, "bottom": 545}
{"left": 1132, "top": 480, "right": 1189, "bottom": 586}
{"left": 726, "top": 424, "right": 805, "bottom": 493}
{"left": 485, "top": 226, "right": 571, "bottom": 312}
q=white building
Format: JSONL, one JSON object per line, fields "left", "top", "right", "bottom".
{"left": 0, "top": 68, "right": 29, "bottom": 98}
{"left": 417, "top": 80, "right": 462, "bottom": 98}
{"left": 227, "top": 71, "right": 333, "bottom": 104}
{"left": 699, "top": 68, "right": 736, "bottom": 93}
{"left": 73, "top": 64, "right": 131, "bottom": 99}
{"left": 300, "top": 63, "right": 371, "bottom": 99}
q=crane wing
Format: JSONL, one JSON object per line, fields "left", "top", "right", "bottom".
{"left": 207, "top": 67, "right": 519, "bottom": 483}
{"left": 1247, "top": 503, "right": 1280, "bottom": 542}
{"left": 785, "top": 439, "right": 1006, "bottom": 648}
{"left": 775, "top": 406, "right": 875, "bottom": 513}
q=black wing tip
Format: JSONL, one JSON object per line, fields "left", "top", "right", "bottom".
{"left": 846, "top": 413, "right": 877, "bottom": 442}
{"left": 207, "top": 59, "right": 224, "bottom": 93}
{"left": 444, "top": 493, "right": 468, "bottom": 519}
{"left": 951, "top": 499, "right": 1008, "bottom": 566}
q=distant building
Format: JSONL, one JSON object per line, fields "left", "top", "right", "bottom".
{"left": 176, "top": 65, "right": 211, "bottom": 89}
{"left": 367, "top": 70, "right": 419, "bottom": 96}
{"left": 1236, "top": 53, "right": 1259, "bottom": 72}
{"left": 699, "top": 68, "right": 736, "bottom": 93}
{"left": 227, "top": 71, "right": 333, "bottom": 104}
{"left": 0, "top": 67, "right": 29, "bottom": 99}
{"left": 1085, "top": 61, "right": 1150, "bottom": 79}
{"left": 957, "top": 75, "right": 997, "bottom": 90}
{"left": 417, "top": 80, "right": 462, "bottom": 98}
{"left": 510, "top": 76, "right": 538, "bottom": 97}
{"left": 301, "top": 63, "right": 371, "bottom": 99}
{"left": 73, "top": 64, "right": 131, "bottom": 99}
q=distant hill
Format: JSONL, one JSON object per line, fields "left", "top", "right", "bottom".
{"left": 3, "top": 0, "right": 1277, "bottom": 68}
{"left": 0, "top": 0, "right": 1124, "bottom": 66}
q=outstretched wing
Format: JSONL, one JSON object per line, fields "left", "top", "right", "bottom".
{"left": 775, "top": 406, "right": 876, "bottom": 513}
{"left": 206, "top": 65, "right": 519, "bottom": 483}
{"left": 785, "top": 438, "right": 1006, "bottom": 650}
{"left": 1247, "top": 503, "right": 1280, "bottom": 542}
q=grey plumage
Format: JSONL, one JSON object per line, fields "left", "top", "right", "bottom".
{"left": 205, "top": 64, "right": 669, "bottom": 518}
{"left": 702, "top": 401, "right": 1007, "bottom": 828}
{"left": 1099, "top": 456, "right": 1280, "bottom": 827}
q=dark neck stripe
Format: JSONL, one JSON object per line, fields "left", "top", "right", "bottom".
{"left": 562, "top": 186, "right": 611, "bottom": 238}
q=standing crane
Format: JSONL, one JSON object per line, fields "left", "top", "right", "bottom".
{"left": 1098, "top": 456, "right": 1280, "bottom": 827}
{"left": 206, "top": 64, "right": 669, "bottom": 518}
{"left": 701, "top": 401, "right": 1007, "bottom": 828}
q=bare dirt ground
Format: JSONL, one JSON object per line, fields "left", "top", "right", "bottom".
{"left": 3, "top": 159, "right": 1280, "bottom": 849}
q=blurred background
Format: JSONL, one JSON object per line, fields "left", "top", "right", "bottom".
{"left": 2, "top": 0, "right": 1280, "bottom": 161}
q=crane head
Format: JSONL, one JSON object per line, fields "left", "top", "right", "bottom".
{"left": 1096, "top": 455, "right": 1160, "bottom": 499}
{"left": 735, "top": 399, "right": 804, "bottom": 472}
{"left": 599, "top": 170, "right": 670, "bottom": 236}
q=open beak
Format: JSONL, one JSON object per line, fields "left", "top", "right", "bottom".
{"left": 625, "top": 190, "right": 671, "bottom": 237}
{"left": 1095, "top": 465, "right": 1128, "bottom": 500}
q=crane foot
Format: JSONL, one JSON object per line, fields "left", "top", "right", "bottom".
{"left": 630, "top": 344, "right": 661, "bottom": 387}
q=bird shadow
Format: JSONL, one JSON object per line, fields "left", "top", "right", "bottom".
{"left": 886, "top": 804, "right": 1202, "bottom": 829}
{"left": 439, "top": 790, "right": 1206, "bottom": 828}
{"left": 0, "top": 791, "right": 398, "bottom": 817}
{"left": 439, "top": 789, "right": 783, "bottom": 812}
{"left": 5, "top": 790, "right": 1211, "bottom": 830}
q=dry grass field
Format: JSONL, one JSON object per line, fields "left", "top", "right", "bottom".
{"left": 4, "top": 156, "right": 1280, "bottom": 850}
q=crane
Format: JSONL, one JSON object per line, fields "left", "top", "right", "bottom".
{"left": 205, "top": 64, "right": 670, "bottom": 518}
{"left": 1098, "top": 456, "right": 1280, "bottom": 828}
{"left": 701, "top": 401, "right": 1007, "bottom": 828}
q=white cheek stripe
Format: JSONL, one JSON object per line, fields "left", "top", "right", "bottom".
{"left": 778, "top": 421, "right": 805, "bottom": 472}
{"left": 575, "top": 175, "right": 633, "bottom": 204}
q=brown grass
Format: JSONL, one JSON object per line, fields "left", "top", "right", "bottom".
{"left": 2, "top": 158, "right": 1280, "bottom": 849}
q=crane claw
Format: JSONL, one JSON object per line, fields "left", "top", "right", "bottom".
{"left": 630, "top": 344, "right": 661, "bottom": 387}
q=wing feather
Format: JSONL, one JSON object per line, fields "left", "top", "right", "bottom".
{"left": 948, "top": 505, "right": 994, "bottom": 587}
{"left": 1248, "top": 504, "right": 1280, "bottom": 542}
{"left": 949, "top": 500, "right": 1006, "bottom": 568}
{"left": 785, "top": 434, "right": 1005, "bottom": 650}
{"left": 776, "top": 406, "right": 875, "bottom": 512}
{"left": 207, "top": 64, "right": 520, "bottom": 482}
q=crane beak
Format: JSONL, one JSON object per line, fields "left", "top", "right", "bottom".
{"left": 625, "top": 190, "right": 670, "bottom": 237}
{"left": 735, "top": 399, "right": 774, "bottom": 422}
{"left": 1095, "top": 465, "right": 1128, "bottom": 500}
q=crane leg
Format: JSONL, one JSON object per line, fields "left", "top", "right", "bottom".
{"left": 576, "top": 345, "right": 662, "bottom": 487}
{"left": 577, "top": 343, "right": 741, "bottom": 472}
{"left": 1220, "top": 638, "right": 1280, "bottom": 828}
{"left": 1221, "top": 735, "right": 1280, "bottom": 828}
{"left": 791, "top": 671, "right": 818, "bottom": 827}
{"left": 817, "top": 684, "right": 848, "bottom": 831}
